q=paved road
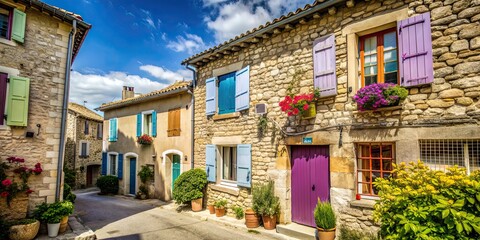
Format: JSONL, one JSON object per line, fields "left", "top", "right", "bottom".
{"left": 74, "top": 190, "right": 279, "bottom": 240}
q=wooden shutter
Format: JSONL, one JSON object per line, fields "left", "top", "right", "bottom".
{"left": 151, "top": 110, "right": 157, "bottom": 137}
{"left": 235, "top": 66, "right": 250, "bottom": 112}
{"left": 0, "top": 73, "right": 7, "bottom": 125}
{"left": 236, "top": 144, "right": 252, "bottom": 188}
{"left": 174, "top": 109, "right": 180, "bottom": 136}
{"left": 6, "top": 76, "right": 30, "bottom": 126}
{"left": 168, "top": 109, "right": 181, "bottom": 137}
{"left": 101, "top": 152, "right": 107, "bottom": 175}
{"left": 398, "top": 12, "right": 433, "bottom": 87}
{"left": 205, "top": 77, "right": 216, "bottom": 116}
{"left": 97, "top": 123, "right": 103, "bottom": 139}
{"left": 206, "top": 145, "right": 216, "bottom": 182}
{"left": 136, "top": 113, "right": 142, "bottom": 137}
{"left": 12, "top": 9, "right": 26, "bottom": 43}
{"left": 313, "top": 35, "right": 337, "bottom": 97}
{"left": 117, "top": 153, "right": 124, "bottom": 179}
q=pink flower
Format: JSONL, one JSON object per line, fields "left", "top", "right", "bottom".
{"left": 303, "top": 104, "right": 309, "bottom": 111}
{"left": 0, "top": 191, "right": 9, "bottom": 198}
{"left": 292, "top": 108, "right": 300, "bottom": 115}
{"left": 1, "top": 179, "right": 12, "bottom": 187}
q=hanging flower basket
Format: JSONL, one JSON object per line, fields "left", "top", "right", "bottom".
{"left": 279, "top": 89, "right": 320, "bottom": 118}
{"left": 137, "top": 134, "right": 153, "bottom": 145}
{"left": 302, "top": 103, "right": 316, "bottom": 119}
{"left": 352, "top": 83, "right": 408, "bottom": 111}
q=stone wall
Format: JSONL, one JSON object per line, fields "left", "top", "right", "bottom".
{"left": 193, "top": 0, "right": 480, "bottom": 232}
{"left": 0, "top": 2, "right": 73, "bottom": 211}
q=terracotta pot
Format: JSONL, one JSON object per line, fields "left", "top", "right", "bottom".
{"left": 215, "top": 207, "right": 225, "bottom": 217}
{"left": 208, "top": 205, "right": 215, "bottom": 214}
{"left": 59, "top": 216, "right": 69, "bottom": 234}
{"left": 262, "top": 215, "right": 277, "bottom": 230}
{"left": 9, "top": 220, "right": 40, "bottom": 240}
{"left": 317, "top": 227, "right": 336, "bottom": 240}
{"left": 191, "top": 198, "right": 203, "bottom": 212}
{"left": 0, "top": 194, "right": 29, "bottom": 221}
{"left": 244, "top": 209, "right": 260, "bottom": 228}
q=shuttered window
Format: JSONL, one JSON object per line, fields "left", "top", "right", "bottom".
{"left": 218, "top": 72, "right": 236, "bottom": 114}
{"left": 97, "top": 123, "right": 103, "bottom": 139}
{"left": 6, "top": 76, "right": 30, "bottom": 126}
{"left": 80, "top": 142, "right": 89, "bottom": 157}
{"left": 168, "top": 108, "right": 181, "bottom": 137}
{"left": 108, "top": 118, "right": 117, "bottom": 142}
{"left": 313, "top": 35, "right": 337, "bottom": 97}
{"left": 0, "top": 5, "right": 10, "bottom": 40}
{"left": 0, "top": 6, "right": 26, "bottom": 43}
{"left": 0, "top": 73, "right": 7, "bottom": 125}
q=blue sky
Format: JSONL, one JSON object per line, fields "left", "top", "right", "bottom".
{"left": 42, "top": 0, "right": 311, "bottom": 111}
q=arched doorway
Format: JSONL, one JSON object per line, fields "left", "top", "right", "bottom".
{"left": 86, "top": 164, "right": 101, "bottom": 187}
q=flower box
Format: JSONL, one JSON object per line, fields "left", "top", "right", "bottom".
{"left": 353, "top": 83, "right": 408, "bottom": 111}
{"left": 137, "top": 134, "right": 153, "bottom": 145}
{"left": 279, "top": 89, "right": 320, "bottom": 118}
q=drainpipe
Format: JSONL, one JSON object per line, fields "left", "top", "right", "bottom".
{"left": 185, "top": 63, "right": 196, "bottom": 170}
{"left": 55, "top": 20, "right": 77, "bottom": 202}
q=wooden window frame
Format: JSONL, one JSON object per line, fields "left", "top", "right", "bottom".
{"left": 360, "top": 28, "right": 399, "bottom": 87}
{"left": 356, "top": 142, "right": 395, "bottom": 197}
{"left": 0, "top": 4, "right": 12, "bottom": 40}
{"left": 167, "top": 108, "right": 181, "bottom": 137}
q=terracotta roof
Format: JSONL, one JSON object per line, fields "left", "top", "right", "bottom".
{"left": 68, "top": 102, "right": 103, "bottom": 122}
{"left": 181, "top": 0, "right": 345, "bottom": 66}
{"left": 97, "top": 81, "right": 192, "bottom": 111}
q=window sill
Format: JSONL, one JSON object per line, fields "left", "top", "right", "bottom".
{"left": 353, "top": 105, "right": 402, "bottom": 114}
{"left": 210, "top": 183, "right": 240, "bottom": 196}
{"left": 212, "top": 112, "right": 240, "bottom": 121}
{"left": 350, "top": 199, "right": 377, "bottom": 209}
{"left": 0, "top": 38, "right": 17, "bottom": 47}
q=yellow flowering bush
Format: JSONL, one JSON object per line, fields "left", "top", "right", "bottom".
{"left": 373, "top": 161, "right": 480, "bottom": 239}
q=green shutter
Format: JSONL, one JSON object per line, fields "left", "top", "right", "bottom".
{"left": 6, "top": 76, "right": 30, "bottom": 126}
{"left": 12, "top": 9, "right": 26, "bottom": 43}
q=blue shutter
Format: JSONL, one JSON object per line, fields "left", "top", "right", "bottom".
{"left": 205, "top": 77, "right": 216, "bottom": 116}
{"left": 236, "top": 144, "right": 252, "bottom": 188}
{"left": 235, "top": 66, "right": 250, "bottom": 111}
{"left": 152, "top": 111, "right": 157, "bottom": 137}
{"left": 136, "top": 113, "right": 142, "bottom": 137}
{"left": 117, "top": 153, "right": 124, "bottom": 179}
{"left": 108, "top": 119, "right": 114, "bottom": 141}
{"left": 101, "top": 152, "right": 107, "bottom": 175}
{"left": 206, "top": 145, "right": 216, "bottom": 182}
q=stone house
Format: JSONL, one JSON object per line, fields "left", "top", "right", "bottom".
{"left": 0, "top": 0, "right": 90, "bottom": 211}
{"left": 97, "top": 82, "right": 193, "bottom": 201}
{"left": 182, "top": 0, "right": 480, "bottom": 234}
{"left": 65, "top": 102, "right": 103, "bottom": 189}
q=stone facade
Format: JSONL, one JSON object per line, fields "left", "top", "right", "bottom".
{"left": 0, "top": 0, "right": 89, "bottom": 214}
{"left": 65, "top": 103, "right": 103, "bottom": 189}
{"left": 190, "top": 0, "right": 480, "bottom": 233}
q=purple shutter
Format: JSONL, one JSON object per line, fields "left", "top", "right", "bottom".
{"left": 0, "top": 73, "right": 7, "bottom": 125}
{"left": 398, "top": 12, "right": 433, "bottom": 87}
{"left": 313, "top": 35, "right": 337, "bottom": 97}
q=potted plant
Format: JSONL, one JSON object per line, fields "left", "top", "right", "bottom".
{"left": 252, "top": 180, "right": 280, "bottom": 230}
{"left": 8, "top": 218, "right": 40, "bottom": 240}
{"left": 40, "top": 203, "right": 64, "bottom": 237}
{"left": 207, "top": 200, "right": 215, "bottom": 214}
{"left": 279, "top": 88, "right": 320, "bottom": 119}
{"left": 137, "top": 134, "right": 153, "bottom": 145}
{"left": 172, "top": 169, "right": 207, "bottom": 212}
{"left": 314, "top": 199, "right": 336, "bottom": 240}
{"left": 244, "top": 208, "right": 260, "bottom": 228}
{"left": 233, "top": 206, "right": 244, "bottom": 220}
{"left": 214, "top": 199, "right": 227, "bottom": 217}
{"left": 353, "top": 83, "right": 408, "bottom": 111}
{"left": 58, "top": 200, "right": 74, "bottom": 234}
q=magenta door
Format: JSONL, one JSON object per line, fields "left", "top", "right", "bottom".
{"left": 291, "top": 145, "right": 330, "bottom": 227}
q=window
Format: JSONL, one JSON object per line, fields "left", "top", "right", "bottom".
{"left": 218, "top": 72, "right": 236, "bottom": 114}
{"left": 136, "top": 111, "right": 157, "bottom": 137}
{"left": 97, "top": 123, "right": 103, "bottom": 139}
{"left": 420, "top": 139, "right": 480, "bottom": 174}
{"left": 356, "top": 143, "right": 395, "bottom": 196}
{"left": 84, "top": 120, "right": 89, "bottom": 135}
{"left": 168, "top": 108, "right": 181, "bottom": 137}
{"left": 360, "top": 29, "right": 398, "bottom": 86}
{"left": 143, "top": 113, "right": 152, "bottom": 135}
{"left": 0, "top": 5, "right": 11, "bottom": 40}
{"left": 0, "top": 72, "right": 7, "bottom": 125}
{"left": 109, "top": 154, "right": 117, "bottom": 176}
{"left": 221, "top": 146, "right": 237, "bottom": 182}
{"left": 79, "top": 141, "right": 89, "bottom": 157}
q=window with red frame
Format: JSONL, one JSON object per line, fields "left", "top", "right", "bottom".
{"left": 0, "top": 5, "right": 12, "bottom": 40}
{"left": 356, "top": 143, "right": 395, "bottom": 196}
{"left": 360, "top": 28, "right": 399, "bottom": 87}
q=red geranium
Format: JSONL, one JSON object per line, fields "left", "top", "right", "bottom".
{"left": 1, "top": 191, "right": 9, "bottom": 198}
{"left": 279, "top": 89, "right": 319, "bottom": 116}
{"left": 2, "top": 179, "right": 12, "bottom": 187}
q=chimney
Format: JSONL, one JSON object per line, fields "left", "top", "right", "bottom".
{"left": 122, "top": 86, "right": 135, "bottom": 100}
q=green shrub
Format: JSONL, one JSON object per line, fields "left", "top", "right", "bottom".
{"left": 57, "top": 200, "right": 74, "bottom": 216}
{"left": 374, "top": 161, "right": 480, "bottom": 239}
{"left": 63, "top": 183, "right": 76, "bottom": 203}
{"left": 214, "top": 199, "right": 227, "bottom": 209}
{"left": 96, "top": 175, "right": 119, "bottom": 194}
{"left": 63, "top": 167, "right": 76, "bottom": 188}
{"left": 33, "top": 202, "right": 49, "bottom": 221}
{"left": 138, "top": 165, "right": 154, "bottom": 184}
{"left": 172, "top": 168, "right": 207, "bottom": 204}
{"left": 339, "top": 226, "right": 378, "bottom": 240}
{"left": 314, "top": 200, "right": 336, "bottom": 229}
{"left": 252, "top": 180, "right": 280, "bottom": 217}
{"left": 233, "top": 206, "right": 244, "bottom": 219}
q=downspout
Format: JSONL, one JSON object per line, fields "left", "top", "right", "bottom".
{"left": 56, "top": 20, "right": 77, "bottom": 202}
{"left": 185, "top": 63, "right": 196, "bottom": 170}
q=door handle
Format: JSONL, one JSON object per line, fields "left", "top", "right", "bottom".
{"left": 246, "top": 171, "right": 250, "bottom": 182}
{"left": 312, "top": 184, "right": 315, "bottom": 191}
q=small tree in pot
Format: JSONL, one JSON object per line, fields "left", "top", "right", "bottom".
{"left": 172, "top": 169, "right": 207, "bottom": 212}
{"left": 252, "top": 180, "right": 280, "bottom": 230}
{"left": 314, "top": 199, "right": 336, "bottom": 240}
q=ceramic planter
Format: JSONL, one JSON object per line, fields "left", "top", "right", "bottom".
{"left": 191, "top": 198, "right": 203, "bottom": 212}
{"left": 244, "top": 209, "right": 260, "bottom": 228}
{"left": 302, "top": 103, "right": 316, "bottom": 119}
{"left": 9, "top": 220, "right": 40, "bottom": 240}
{"left": 59, "top": 216, "right": 69, "bottom": 234}
{"left": 47, "top": 223, "right": 60, "bottom": 238}
{"left": 215, "top": 207, "right": 225, "bottom": 217}
{"left": 208, "top": 205, "right": 215, "bottom": 214}
{"left": 316, "top": 227, "right": 336, "bottom": 240}
{"left": 262, "top": 215, "right": 277, "bottom": 230}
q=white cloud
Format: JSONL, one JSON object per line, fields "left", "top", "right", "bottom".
{"left": 141, "top": 9, "right": 157, "bottom": 29}
{"left": 166, "top": 33, "right": 207, "bottom": 54}
{"left": 139, "top": 65, "right": 192, "bottom": 82}
{"left": 203, "top": 0, "right": 229, "bottom": 7}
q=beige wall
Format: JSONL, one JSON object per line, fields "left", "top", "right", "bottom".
{"left": 103, "top": 92, "right": 192, "bottom": 200}
{"left": 0, "top": 0, "right": 74, "bottom": 213}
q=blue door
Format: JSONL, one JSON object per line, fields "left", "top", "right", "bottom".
{"left": 129, "top": 158, "right": 136, "bottom": 195}
{"left": 172, "top": 155, "right": 181, "bottom": 191}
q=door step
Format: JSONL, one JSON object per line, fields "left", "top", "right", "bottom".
{"left": 276, "top": 223, "right": 316, "bottom": 239}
